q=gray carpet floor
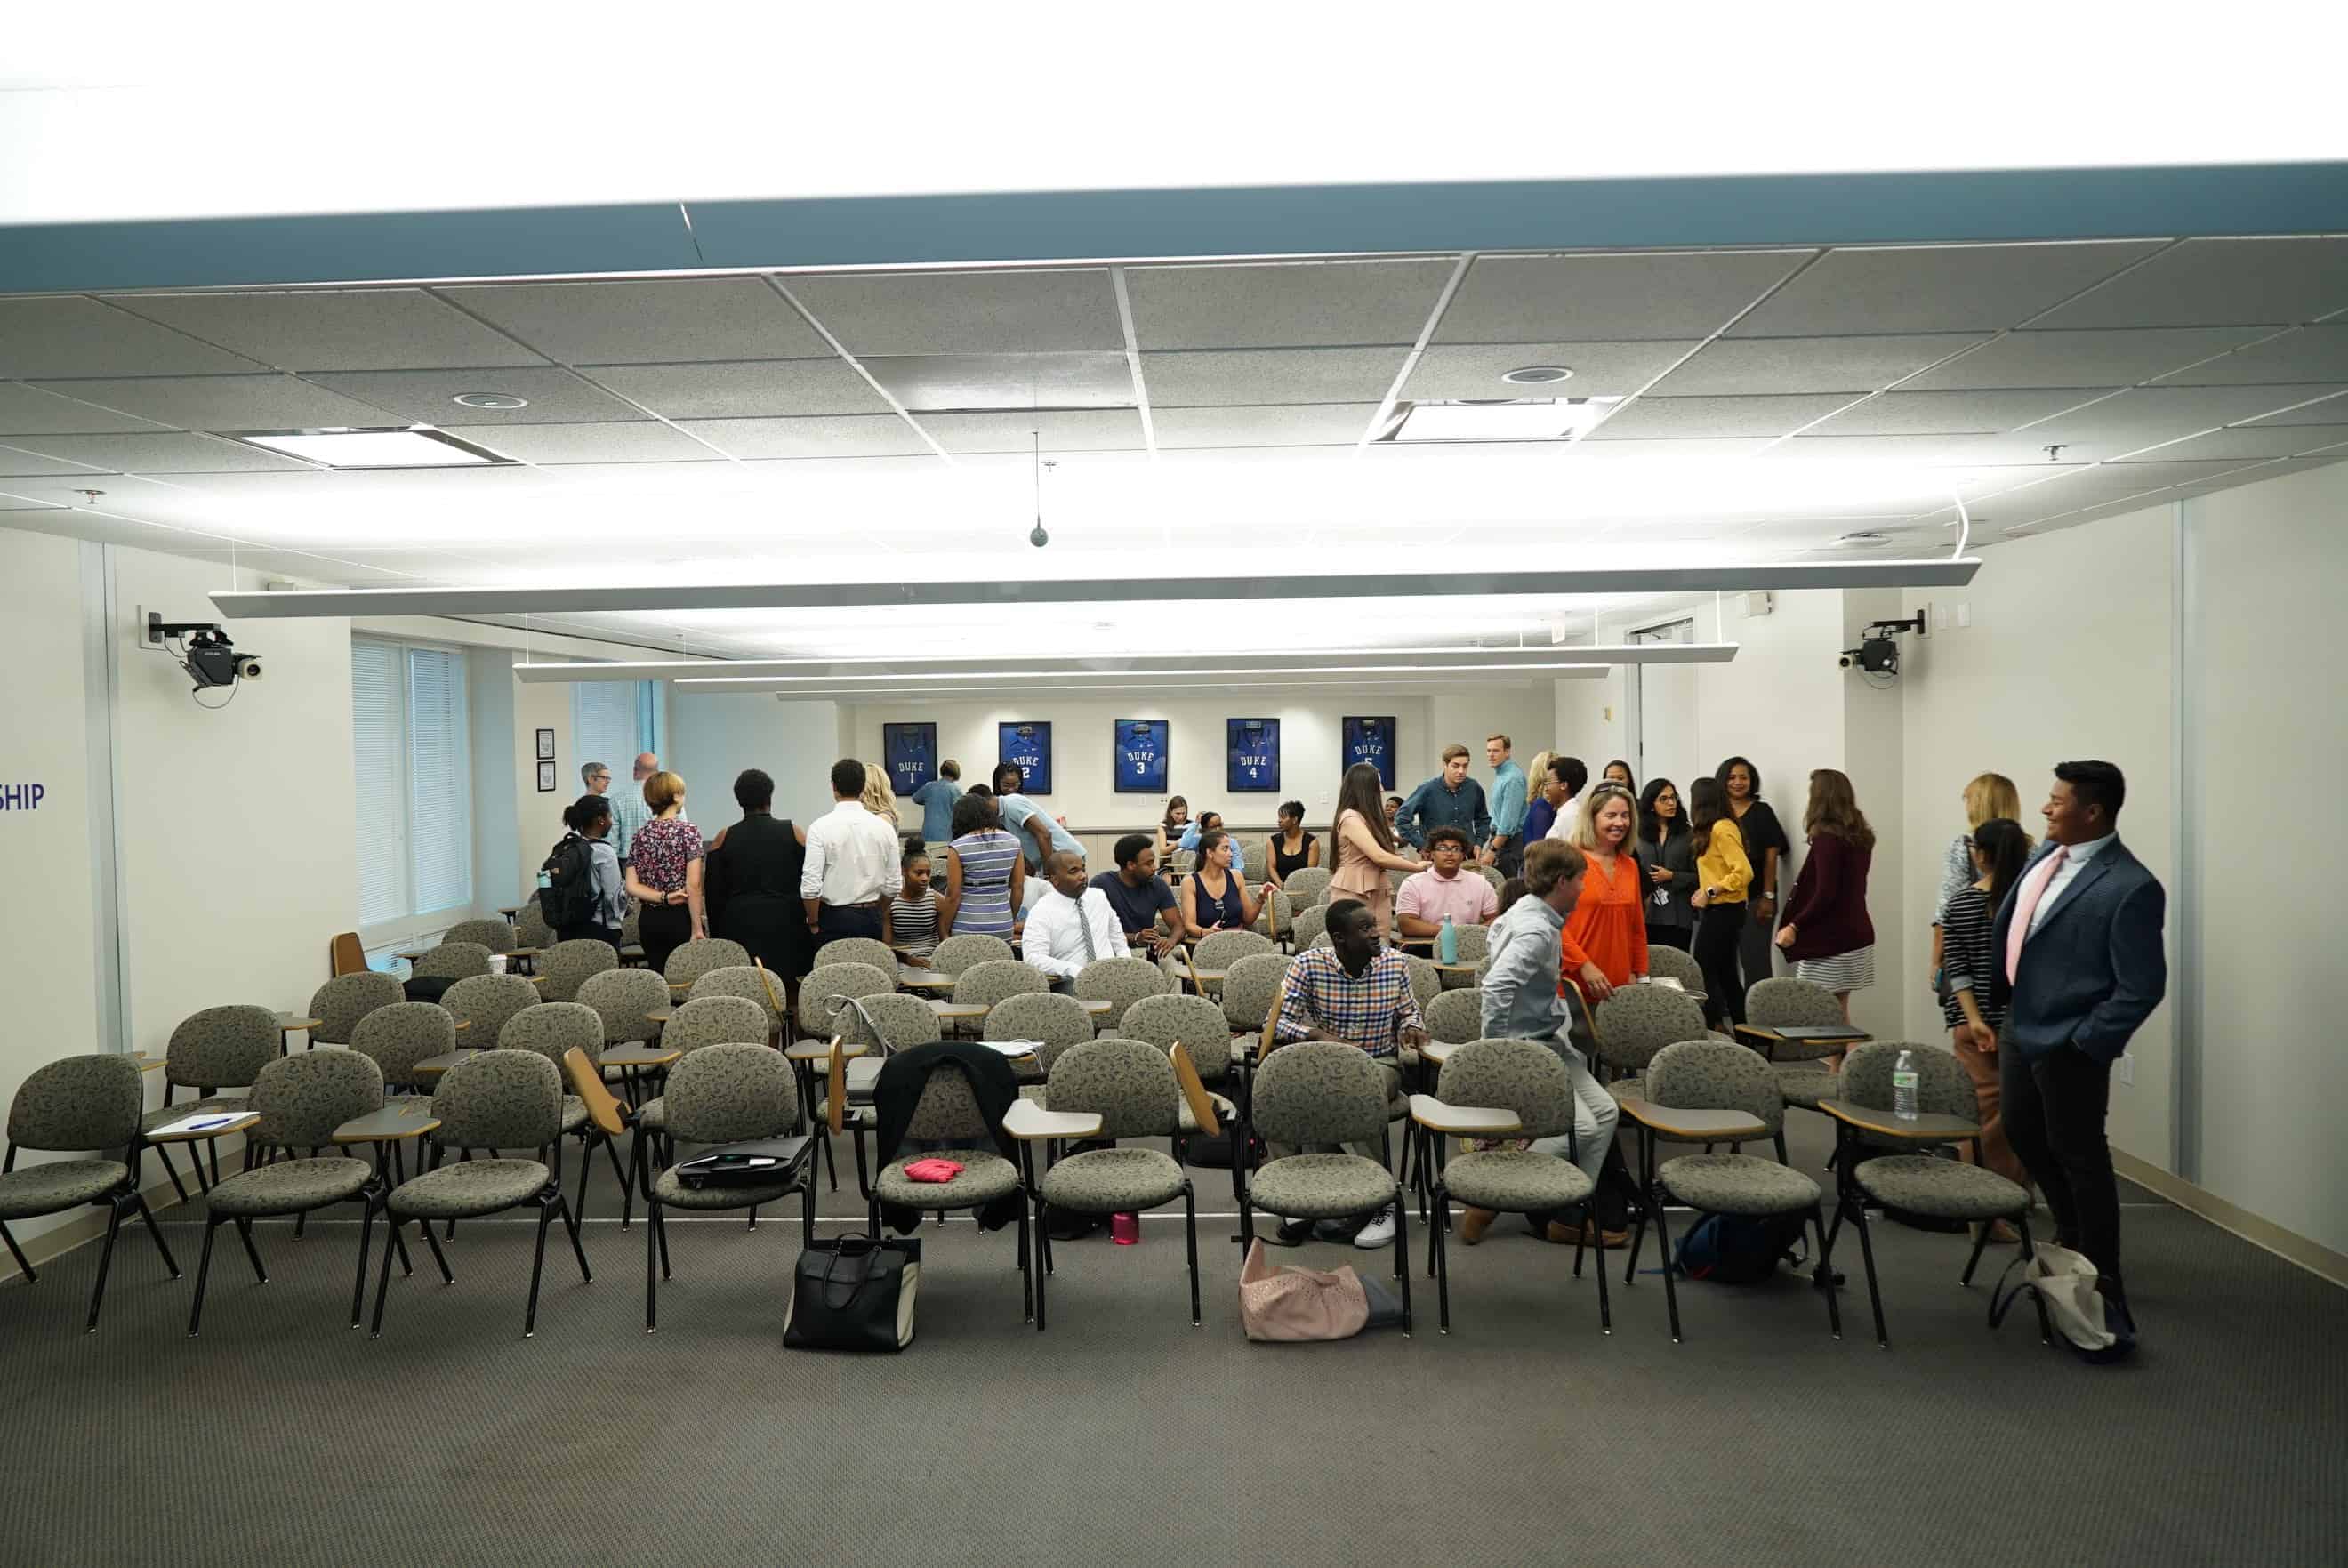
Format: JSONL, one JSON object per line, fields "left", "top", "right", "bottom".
{"left": 1, "top": 1112, "right": 2340, "bottom": 1568}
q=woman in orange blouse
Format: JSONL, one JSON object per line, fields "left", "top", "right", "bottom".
{"left": 1558, "top": 783, "right": 1649, "bottom": 1001}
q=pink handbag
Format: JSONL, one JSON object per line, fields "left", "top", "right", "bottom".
{"left": 1237, "top": 1239, "right": 1370, "bottom": 1341}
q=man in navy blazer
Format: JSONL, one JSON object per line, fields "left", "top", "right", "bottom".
{"left": 1990, "top": 760, "right": 2166, "bottom": 1349}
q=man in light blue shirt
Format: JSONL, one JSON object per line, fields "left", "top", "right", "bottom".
{"left": 993, "top": 762, "right": 1084, "bottom": 872}
{"left": 908, "top": 760, "right": 962, "bottom": 846}
{"left": 1484, "top": 734, "right": 1527, "bottom": 877}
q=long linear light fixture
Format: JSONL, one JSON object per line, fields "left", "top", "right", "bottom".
{"left": 210, "top": 559, "right": 1978, "bottom": 621}
{"left": 752, "top": 674, "right": 1612, "bottom": 702}
{"left": 519, "top": 643, "right": 1733, "bottom": 684}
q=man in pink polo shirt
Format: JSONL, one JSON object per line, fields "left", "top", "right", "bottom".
{"left": 1395, "top": 826, "right": 1500, "bottom": 953}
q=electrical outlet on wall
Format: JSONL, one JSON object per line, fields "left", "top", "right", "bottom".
{"left": 1957, "top": 601, "right": 1972, "bottom": 629}
{"left": 2116, "top": 1053, "right": 2134, "bottom": 1086}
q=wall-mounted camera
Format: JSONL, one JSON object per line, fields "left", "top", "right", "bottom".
{"left": 1838, "top": 613, "right": 1926, "bottom": 678}
{"left": 143, "top": 611, "right": 263, "bottom": 701}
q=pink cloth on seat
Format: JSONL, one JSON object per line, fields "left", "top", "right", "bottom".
{"left": 903, "top": 1157, "right": 965, "bottom": 1184}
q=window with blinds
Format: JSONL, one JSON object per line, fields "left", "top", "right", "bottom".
{"left": 571, "top": 679, "right": 655, "bottom": 789}
{"left": 351, "top": 639, "right": 473, "bottom": 927}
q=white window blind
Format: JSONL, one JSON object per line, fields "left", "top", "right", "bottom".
{"left": 351, "top": 640, "right": 408, "bottom": 927}
{"left": 406, "top": 647, "right": 472, "bottom": 913}
{"left": 572, "top": 679, "right": 653, "bottom": 789}
{"left": 351, "top": 638, "right": 475, "bottom": 929}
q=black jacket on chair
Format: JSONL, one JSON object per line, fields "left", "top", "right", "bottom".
{"left": 871, "top": 1042, "right": 1023, "bottom": 1234}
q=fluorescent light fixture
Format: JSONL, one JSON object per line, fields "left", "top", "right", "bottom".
{"left": 741, "top": 672, "right": 1612, "bottom": 701}
{"left": 1384, "top": 398, "right": 1619, "bottom": 443}
{"left": 681, "top": 662, "right": 1616, "bottom": 689}
{"left": 521, "top": 643, "right": 1737, "bottom": 684}
{"left": 228, "top": 427, "right": 509, "bottom": 469}
{"left": 211, "top": 559, "right": 1979, "bottom": 620}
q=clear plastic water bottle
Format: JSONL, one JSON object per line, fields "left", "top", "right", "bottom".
{"left": 1438, "top": 913, "right": 1458, "bottom": 965}
{"left": 535, "top": 867, "right": 551, "bottom": 891}
{"left": 1893, "top": 1049, "right": 1920, "bottom": 1120}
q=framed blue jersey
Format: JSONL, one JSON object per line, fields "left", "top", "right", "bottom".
{"left": 1115, "top": 719, "right": 1169, "bottom": 793}
{"left": 998, "top": 720, "right": 1053, "bottom": 795}
{"left": 1343, "top": 715, "right": 1396, "bottom": 789}
{"left": 1226, "top": 717, "right": 1280, "bottom": 793}
{"left": 881, "top": 722, "right": 937, "bottom": 797}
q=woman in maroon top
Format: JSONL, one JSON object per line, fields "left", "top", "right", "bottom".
{"left": 1774, "top": 768, "right": 1875, "bottom": 1036}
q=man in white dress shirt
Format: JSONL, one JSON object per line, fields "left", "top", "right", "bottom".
{"left": 800, "top": 757, "right": 904, "bottom": 943}
{"left": 1023, "top": 851, "right": 1126, "bottom": 994}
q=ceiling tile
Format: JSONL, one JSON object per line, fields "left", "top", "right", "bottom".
{"left": 0, "top": 297, "right": 269, "bottom": 378}
{"left": 1805, "top": 388, "right": 2117, "bottom": 436}
{"left": 2028, "top": 237, "right": 2348, "bottom": 328}
{"left": 1403, "top": 341, "right": 1697, "bottom": 401}
{"left": 0, "top": 432, "right": 318, "bottom": 473}
{"left": 24, "top": 374, "right": 396, "bottom": 430}
{"left": 2242, "top": 388, "right": 2348, "bottom": 426}
{"left": 0, "top": 382, "right": 175, "bottom": 437}
{"left": 1783, "top": 432, "right": 2119, "bottom": 465}
{"left": 676, "top": 415, "right": 935, "bottom": 460}
{"left": 583, "top": 360, "right": 891, "bottom": 420}
{"left": 1143, "top": 347, "right": 1403, "bottom": 407}
{"left": 1582, "top": 393, "right": 1862, "bottom": 440}
{"left": 304, "top": 366, "right": 646, "bottom": 424}
{"left": 1727, "top": 241, "right": 2162, "bottom": 337}
{"left": 1550, "top": 437, "right": 1778, "bottom": 460}
{"left": 439, "top": 277, "right": 832, "bottom": 364}
{"left": 1152, "top": 404, "right": 1379, "bottom": 448}
{"left": 2151, "top": 325, "right": 2348, "bottom": 386}
{"left": 1647, "top": 334, "right": 1990, "bottom": 396}
{"left": 103, "top": 289, "right": 543, "bottom": 373}
{"left": 787, "top": 269, "right": 1121, "bottom": 355}
{"left": 1900, "top": 328, "right": 2274, "bottom": 390}
{"left": 0, "top": 495, "right": 68, "bottom": 511}
{"left": 444, "top": 422, "right": 719, "bottom": 464}
{"left": 1436, "top": 251, "right": 1812, "bottom": 344}
{"left": 1126, "top": 260, "right": 1455, "bottom": 349}
{"left": 2099, "top": 422, "right": 2348, "bottom": 462}
{"left": 911, "top": 409, "right": 1147, "bottom": 454}
{"left": 2028, "top": 384, "right": 2348, "bottom": 449}
{"left": 862, "top": 351, "right": 1133, "bottom": 411}
{"left": 2097, "top": 457, "right": 2291, "bottom": 488}
{"left": 0, "top": 445, "right": 113, "bottom": 477}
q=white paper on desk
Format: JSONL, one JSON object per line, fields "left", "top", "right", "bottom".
{"left": 1650, "top": 977, "right": 1684, "bottom": 991}
{"left": 984, "top": 1040, "right": 1043, "bottom": 1057}
{"left": 150, "top": 1111, "right": 246, "bottom": 1137}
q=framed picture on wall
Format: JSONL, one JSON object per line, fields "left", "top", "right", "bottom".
{"left": 536, "top": 760, "right": 559, "bottom": 792}
{"left": 1114, "top": 719, "right": 1169, "bottom": 793}
{"left": 1343, "top": 715, "right": 1396, "bottom": 789}
{"left": 998, "top": 721, "right": 1053, "bottom": 795}
{"left": 1226, "top": 717, "right": 1280, "bottom": 792}
{"left": 881, "top": 722, "right": 938, "bottom": 797}
{"left": 535, "top": 728, "right": 555, "bottom": 761}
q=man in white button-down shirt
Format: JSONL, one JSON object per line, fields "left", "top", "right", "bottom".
{"left": 1023, "top": 851, "right": 1125, "bottom": 993}
{"left": 800, "top": 757, "right": 905, "bottom": 943}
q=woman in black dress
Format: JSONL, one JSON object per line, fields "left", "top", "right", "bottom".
{"left": 1266, "top": 798, "right": 1320, "bottom": 888}
{"left": 703, "top": 768, "right": 815, "bottom": 984}
{"left": 1716, "top": 755, "right": 1790, "bottom": 998}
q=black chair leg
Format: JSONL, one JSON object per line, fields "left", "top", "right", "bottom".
{"left": 1653, "top": 1199, "right": 1684, "bottom": 1343}
{"left": 1813, "top": 1207, "right": 1843, "bottom": 1339}
{"left": 2014, "top": 1215, "right": 2054, "bottom": 1344}
{"left": 369, "top": 1216, "right": 403, "bottom": 1336}
{"left": 1393, "top": 1191, "right": 1412, "bottom": 1335}
{"left": 644, "top": 1195, "right": 659, "bottom": 1333}
{"left": 559, "top": 1194, "right": 591, "bottom": 1283}
{"left": 350, "top": 1196, "right": 376, "bottom": 1329}
{"left": 1586, "top": 1197, "right": 1612, "bottom": 1334}
{"left": 1850, "top": 1201, "right": 1890, "bottom": 1348}
{"left": 234, "top": 1217, "right": 269, "bottom": 1283}
{"left": 1033, "top": 1200, "right": 1049, "bottom": 1330}
{"left": 1430, "top": 1180, "right": 1451, "bottom": 1333}
{"left": 418, "top": 1216, "right": 455, "bottom": 1284}
{"left": 1183, "top": 1183, "right": 1201, "bottom": 1326}
{"left": 602, "top": 1135, "right": 632, "bottom": 1229}
{"left": 524, "top": 1198, "right": 555, "bottom": 1337}
{"left": 652, "top": 1201, "right": 669, "bottom": 1280}
{"left": 131, "top": 1193, "right": 180, "bottom": 1277}
{"left": 84, "top": 1200, "right": 125, "bottom": 1333}
{"left": 0, "top": 1221, "right": 33, "bottom": 1283}
{"left": 1959, "top": 1218, "right": 1996, "bottom": 1286}
{"left": 152, "top": 1142, "right": 190, "bottom": 1205}
{"left": 186, "top": 1216, "right": 222, "bottom": 1336}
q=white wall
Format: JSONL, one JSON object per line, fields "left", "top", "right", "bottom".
{"left": 670, "top": 696, "right": 847, "bottom": 833}
{"left": 1899, "top": 506, "right": 2177, "bottom": 1170}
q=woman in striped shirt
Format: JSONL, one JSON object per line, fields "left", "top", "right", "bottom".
{"left": 884, "top": 846, "right": 945, "bottom": 964}
{"left": 942, "top": 792, "right": 1024, "bottom": 939}
{"left": 1941, "top": 816, "right": 2033, "bottom": 1224}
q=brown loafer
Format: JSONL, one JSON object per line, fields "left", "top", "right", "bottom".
{"left": 1544, "top": 1219, "right": 1630, "bottom": 1250}
{"left": 1459, "top": 1207, "right": 1498, "bottom": 1246}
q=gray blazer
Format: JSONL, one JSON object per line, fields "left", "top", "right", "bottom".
{"left": 1989, "top": 837, "right": 2166, "bottom": 1064}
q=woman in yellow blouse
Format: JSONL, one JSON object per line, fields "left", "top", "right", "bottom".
{"left": 1686, "top": 774, "right": 1752, "bottom": 1028}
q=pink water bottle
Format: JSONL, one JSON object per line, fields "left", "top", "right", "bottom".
{"left": 1111, "top": 1212, "right": 1140, "bottom": 1245}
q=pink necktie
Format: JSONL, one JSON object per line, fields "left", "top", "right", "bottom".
{"left": 2005, "top": 847, "right": 2068, "bottom": 984}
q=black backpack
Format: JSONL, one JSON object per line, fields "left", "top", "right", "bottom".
{"left": 538, "top": 833, "right": 599, "bottom": 929}
{"left": 1674, "top": 1211, "right": 1810, "bottom": 1283}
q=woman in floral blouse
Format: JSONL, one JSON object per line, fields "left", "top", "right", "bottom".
{"left": 623, "top": 769, "right": 705, "bottom": 977}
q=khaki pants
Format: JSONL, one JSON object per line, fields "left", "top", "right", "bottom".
{"left": 1951, "top": 1029, "right": 2025, "bottom": 1188}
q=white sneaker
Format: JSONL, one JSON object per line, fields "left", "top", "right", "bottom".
{"left": 1352, "top": 1204, "right": 1396, "bottom": 1249}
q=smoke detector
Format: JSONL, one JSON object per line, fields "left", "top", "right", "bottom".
{"left": 1835, "top": 530, "right": 1895, "bottom": 548}
{"left": 1500, "top": 366, "right": 1575, "bottom": 385}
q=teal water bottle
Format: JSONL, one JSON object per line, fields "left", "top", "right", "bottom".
{"left": 1438, "top": 914, "right": 1458, "bottom": 965}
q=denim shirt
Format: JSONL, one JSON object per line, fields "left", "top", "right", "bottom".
{"left": 1480, "top": 894, "right": 1572, "bottom": 1045}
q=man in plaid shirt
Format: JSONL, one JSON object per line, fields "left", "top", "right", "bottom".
{"left": 1266, "top": 898, "right": 1425, "bottom": 1250}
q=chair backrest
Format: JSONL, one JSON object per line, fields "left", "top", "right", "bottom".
{"left": 538, "top": 938, "right": 620, "bottom": 1002}
{"left": 982, "top": 992, "right": 1096, "bottom": 1073}
{"left": 798, "top": 961, "right": 897, "bottom": 1034}
{"left": 442, "top": 918, "right": 516, "bottom": 954}
{"left": 953, "top": 959, "right": 1049, "bottom": 1009}
{"left": 1591, "top": 986, "right": 1709, "bottom": 1075}
{"left": 1073, "top": 956, "right": 1169, "bottom": 1028}
{"left": 664, "top": 937, "right": 751, "bottom": 988}
{"left": 513, "top": 895, "right": 556, "bottom": 952}
{"left": 350, "top": 1001, "right": 458, "bottom": 1091}
{"left": 1218, "top": 952, "right": 1287, "bottom": 1033}
{"left": 1049, "top": 1038, "right": 1178, "bottom": 1140}
{"left": 1166, "top": 849, "right": 1197, "bottom": 874}
{"left": 498, "top": 1001, "right": 606, "bottom": 1071}
{"left": 1645, "top": 1039, "right": 1786, "bottom": 1138}
{"left": 1250, "top": 1041, "right": 1390, "bottom": 1149}
{"left": 689, "top": 965, "right": 784, "bottom": 1036}
{"left": 1288, "top": 904, "right": 1330, "bottom": 951}
{"left": 902, "top": 1062, "right": 994, "bottom": 1143}
{"left": 1437, "top": 1039, "right": 1577, "bottom": 1140}
{"left": 440, "top": 974, "right": 542, "bottom": 1045}
{"left": 1424, "top": 987, "right": 1483, "bottom": 1045}
{"left": 1251, "top": 888, "right": 1293, "bottom": 942}
{"left": 663, "top": 995, "right": 773, "bottom": 1054}
{"left": 1283, "top": 867, "right": 1331, "bottom": 905}
{"left": 831, "top": 992, "right": 943, "bottom": 1053}
{"left": 932, "top": 933, "right": 1013, "bottom": 977}
{"left": 814, "top": 937, "right": 897, "bottom": 977}
{"left": 663, "top": 1041, "right": 798, "bottom": 1146}
{"left": 431, "top": 1049, "right": 561, "bottom": 1151}
{"left": 307, "top": 970, "right": 404, "bottom": 1046}
{"left": 1240, "top": 840, "right": 1269, "bottom": 882}
{"left": 1451, "top": 924, "right": 1490, "bottom": 966}
{"left": 621, "top": 906, "right": 642, "bottom": 946}
{"left": 1645, "top": 945, "right": 1705, "bottom": 992}
{"left": 252, "top": 1049, "right": 384, "bottom": 1149}
{"left": 1839, "top": 1041, "right": 1979, "bottom": 1122}
{"left": 1120, "top": 993, "right": 1234, "bottom": 1087}
{"left": 576, "top": 966, "right": 672, "bottom": 1047}
{"left": 1475, "top": 864, "right": 1506, "bottom": 892}
{"left": 330, "top": 930, "right": 367, "bottom": 977}
{"left": 162, "top": 1004, "right": 279, "bottom": 1092}
{"left": 1194, "top": 929, "right": 1274, "bottom": 971}
{"left": 410, "top": 941, "right": 493, "bottom": 981}
{"left": 1746, "top": 977, "right": 1848, "bottom": 1061}
{"left": 8, "top": 1053, "right": 141, "bottom": 1154}
{"left": 1405, "top": 954, "right": 1441, "bottom": 1017}
{"left": 1307, "top": 933, "right": 1333, "bottom": 951}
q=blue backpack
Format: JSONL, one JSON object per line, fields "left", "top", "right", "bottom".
{"left": 1675, "top": 1212, "right": 1809, "bottom": 1283}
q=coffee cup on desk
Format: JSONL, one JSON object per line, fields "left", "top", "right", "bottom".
{"left": 487, "top": 954, "right": 508, "bottom": 976}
